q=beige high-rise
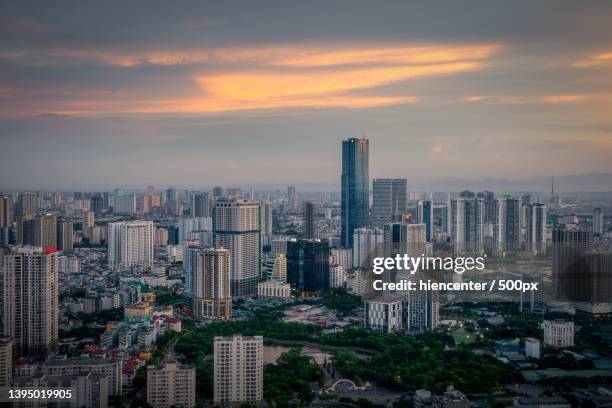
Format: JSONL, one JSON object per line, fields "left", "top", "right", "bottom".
{"left": 192, "top": 248, "right": 232, "bottom": 320}
{"left": 147, "top": 361, "right": 196, "bottom": 408}
{"left": 2, "top": 246, "right": 58, "bottom": 357}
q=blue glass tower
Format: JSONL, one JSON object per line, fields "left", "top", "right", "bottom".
{"left": 341, "top": 138, "right": 369, "bottom": 247}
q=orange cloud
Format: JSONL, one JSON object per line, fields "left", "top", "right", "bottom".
{"left": 1, "top": 42, "right": 500, "bottom": 116}
{"left": 571, "top": 51, "right": 612, "bottom": 68}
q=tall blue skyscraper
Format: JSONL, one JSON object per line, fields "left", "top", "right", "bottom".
{"left": 341, "top": 138, "right": 369, "bottom": 247}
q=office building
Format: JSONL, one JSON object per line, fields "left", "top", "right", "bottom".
{"left": 147, "top": 361, "right": 196, "bottom": 408}
{"left": 593, "top": 207, "right": 604, "bottom": 236}
{"left": 287, "top": 186, "right": 297, "bottom": 211}
{"left": 365, "top": 297, "right": 403, "bottom": 333}
{"left": 214, "top": 198, "right": 261, "bottom": 296}
{"left": 493, "top": 195, "right": 521, "bottom": 254}
{"left": 449, "top": 196, "right": 484, "bottom": 254}
{"left": 56, "top": 219, "right": 74, "bottom": 251}
{"left": 257, "top": 281, "right": 291, "bottom": 300}
{"left": 0, "top": 194, "right": 13, "bottom": 246}
{"left": 524, "top": 203, "right": 547, "bottom": 254}
{"left": 341, "top": 138, "right": 369, "bottom": 247}
{"left": 3, "top": 246, "right": 58, "bottom": 358}
{"left": 192, "top": 248, "right": 232, "bottom": 320}
{"left": 383, "top": 223, "right": 427, "bottom": 257}
{"left": 370, "top": 178, "right": 407, "bottom": 227}
{"left": 544, "top": 320, "right": 574, "bottom": 348}
{"left": 352, "top": 227, "right": 383, "bottom": 269}
{"left": 267, "top": 253, "right": 287, "bottom": 282}
{"left": 214, "top": 335, "right": 263, "bottom": 406}
{"left": 552, "top": 225, "right": 593, "bottom": 301}
{"left": 261, "top": 202, "right": 273, "bottom": 236}
{"left": 191, "top": 191, "right": 212, "bottom": 218}
{"left": 303, "top": 201, "right": 319, "bottom": 239}
{"left": 0, "top": 337, "right": 11, "bottom": 387}
{"left": 107, "top": 221, "right": 154, "bottom": 270}
{"left": 417, "top": 200, "right": 435, "bottom": 243}
{"left": 112, "top": 193, "right": 137, "bottom": 214}
{"left": 286, "top": 238, "right": 330, "bottom": 292}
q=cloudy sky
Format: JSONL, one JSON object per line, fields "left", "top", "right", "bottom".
{"left": 1, "top": 1, "right": 611, "bottom": 190}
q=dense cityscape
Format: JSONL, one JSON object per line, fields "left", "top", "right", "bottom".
{"left": 0, "top": 137, "right": 611, "bottom": 407}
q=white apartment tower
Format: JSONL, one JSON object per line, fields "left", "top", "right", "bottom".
{"left": 107, "top": 221, "right": 154, "bottom": 270}
{"left": 2, "top": 246, "right": 59, "bottom": 357}
{"left": 214, "top": 198, "right": 261, "bottom": 297}
{"left": 214, "top": 335, "right": 263, "bottom": 406}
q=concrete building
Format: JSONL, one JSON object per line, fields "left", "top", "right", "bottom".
{"left": 524, "top": 203, "right": 547, "bottom": 254}
{"left": 214, "top": 335, "right": 263, "bottom": 406}
{"left": 449, "top": 196, "right": 485, "bottom": 254}
{"left": 525, "top": 337, "right": 541, "bottom": 359}
{"left": 257, "top": 281, "right": 291, "bottom": 300}
{"left": 267, "top": 253, "right": 287, "bottom": 282}
{"left": 192, "top": 248, "right": 232, "bottom": 320}
{"left": 0, "top": 337, "right": 12, "bottom": 387}
{"left": 107, "top": 221, "right": 154, "bottom": 270}
{"left": 544, "top": 320, "right": 574, "bottom": 348}
{"left": 364, "top": 297, "right": 403, "bottom": 333}
{"left": 329, "top": 264, "right": 346, "bottom": 288}
{"left": 56, "top": 219, "right": 74, "bottom": 251}
{"left": 593, "top": 208, "right": 604, "bottom": 236}
{"left": 147, "top": 361, "right": 196, "bottom": 408}
{"left": 214, "top": 198, "right": 261, "bottom": 297}
{"left": 303, "top": 201, "right": 319, "bottom": 239}
{"left": 370, "top": 178, "right": 407, "bottom": 228}
{"left": 494, "top": 195, "right": 522, "bottom": 254}
{"left": 352, "top": 227, "right": 383, "bottom": 269}
{"left": 331, "top": 248, "right": 353, "bottom": 272}
{"left": 42, "top": 357, "right": 123, "bottom": 396}
{"left": 2, "top": 246, "right": 58, "bottom": 358}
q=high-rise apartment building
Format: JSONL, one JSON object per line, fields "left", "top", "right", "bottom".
{"left": 352, "top": 227, "right": 383, "bottom": 269}
{"left": 56, "top": 219, "right": 74, "bottom": 251}
{"left": 524, "top": 203, "right": 547, "bottom": 254}
{"left": 3, "top": 246, "right": 59, "bottom": 357}
{"left": 417, "top": 200, "right": 434, "bottom": 243}
{"left": 593, "top": 207, "right": 604, "bottom": 236}
{"left": 19, "top": 213, "right": 58, "bottom": 249}
{"left": 287, "top": 186, "right": 297, "bottom": 211}
{"left": 268, "top": 253, "right": 287, "bottom": 282}
{"left": 107, "top": 221, "right": 154, "bottom": 270}
{"left": 17, "top": 192, "right": 37, "bottom": 217}
{"left": 83, "top": 210, "right": 95, "bottom": 239}
{"left": 493, "top": 195, "right": 521, "bottom": 254}
{"left": 0, "top": 337, "right": 11, "bottom": 387}
{"left": 370, "top": 178, "right": 407, "bottom": 227}
{"left": 214, "top": 198, "right": 261, "bottom": 296}
{"left": 303, "top": 201, "right": 319, "bottom": 239}
{"left": 191, "top": 191, "right": 212, "bottom": 218}
{"left": 261, "top": 202, "right": 273, "bottom": 236}
{"left": 286, "top": 238, "right": 330, "bottom": 292}
{"left": 111, "top": 193, "right": 137, "bottom": 214}
{"left": 192, "top": 248, "right": 232, "bottom": 320}
{"left": 449, "top": 196, "right": 484, "bottom": 254}
{"left": 383, "top": 223, "right": 427, "bottom": 257}
{"left": 214, "top": 335, "right": 263, "bottom": 406}
{"left": 147, "top": 361, "right": 196, "bottom": 408}
{"left": 341, "top": 138, "right": 369, "bottom": 247}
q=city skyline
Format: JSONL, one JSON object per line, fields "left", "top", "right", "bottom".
{"left": 1, "top": 1, "right": 612, "bottom": 188}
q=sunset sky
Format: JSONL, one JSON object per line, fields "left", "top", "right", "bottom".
{"left": 1, "top": 1, "right": 612, "bottom": 189}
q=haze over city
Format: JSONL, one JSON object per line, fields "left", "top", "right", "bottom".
{"left": 1, "top": 1, "right": 612, "bottom": 189}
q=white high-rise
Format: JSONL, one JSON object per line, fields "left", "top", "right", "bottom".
{"left": 147, "top": 361, "right": 196, "bottom": 408}
{"left": 449, "top": 196, "right": 484, "bottom": 254}
{"left": 107, "top": 221, "right": 154, "bottom": 270}
{"left": 352, "top": 227, "right": 383, "bottom": 269}
{"left": 214, "top": 198, "right": 260, "bottom": 296}
{"left": 525, "top": 203, "right": 547, "bottom": 254}
{"left": 2, "top": 246, "right": 58, "bottom": 357}
{"left": 214, "top": 335, "right": 263, "bottom": 405}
